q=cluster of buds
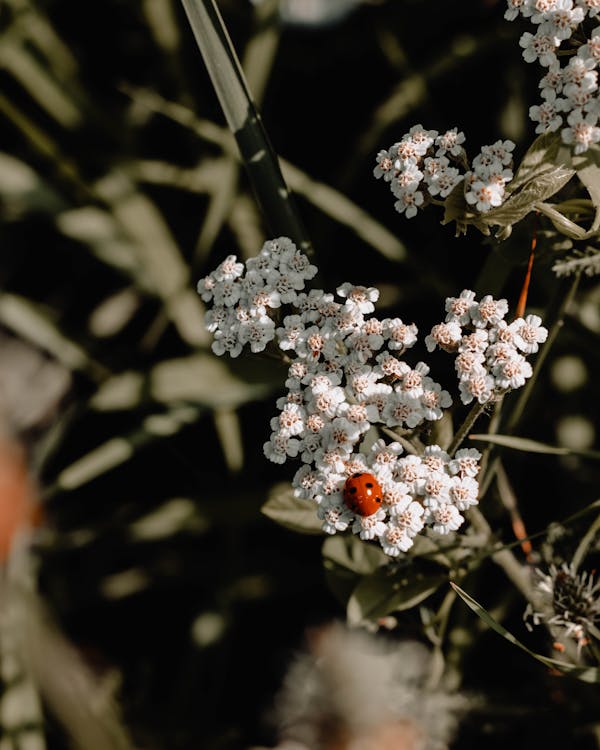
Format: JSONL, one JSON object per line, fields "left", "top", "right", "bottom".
{"left": 425, "top": 290, "right": 548, "bottom": 405}
{"left": 373, "top": 125, "right": 515, "bottom": 217}
{"left": 198, "top": 239, "right": 549, "bottom": 555}
{"left": 507, "top": 0, "right": 600, "bottom": 153}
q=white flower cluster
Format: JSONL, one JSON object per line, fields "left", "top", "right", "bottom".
{"left": 373, "top": 125, "right": 515, "bottom": 216}
{"left": 308, "top": 443, "right": 481, "bottom": 556}
{"left": 425, "top": 289, "right": 548, "bottom": 405}
{"left": 198, "top": 239, "right": 487, "bottom": 555}
{"left": 506, "top": 0, "right": 600, "bottom": 153}
{"left": 197, "top": 237, "right": 317, "bottom": 357}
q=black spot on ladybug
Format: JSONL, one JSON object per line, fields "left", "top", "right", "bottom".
{"left": 352, "top": 472, "right": 363, "bottom": 478}
{"left": 349, "top": 486, "right": 357, "bottom": 494}
{"left": 366, "top": 482, "right": 373, "bottom": 488}
{"left": 376, "top": 497, "right": 382, "bottom": 503}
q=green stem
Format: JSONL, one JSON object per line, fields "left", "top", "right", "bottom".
{"left": 504, "top": 273, "right": 581, "bottom": 434}
{"left": 447, "top": 401, "right": 487, "bottom": 457}
{"left": 571, "top": 512, "right": 600, "bottom": 573}
{"left": 179, "top": 0, "right": 313, "bottom": 253}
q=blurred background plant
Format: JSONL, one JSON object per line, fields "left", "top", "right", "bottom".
{"left": 1, "top": 0, "right": 600, "bottom": 749}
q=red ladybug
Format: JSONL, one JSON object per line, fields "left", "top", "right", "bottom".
{"left": 343, "top": 472, "right": 383, "bottom": 517}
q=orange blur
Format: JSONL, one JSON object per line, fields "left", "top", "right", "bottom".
{"left": 0, "top": 435, "right": 41, "bottom": 563}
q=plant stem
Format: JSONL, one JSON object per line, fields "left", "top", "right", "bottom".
{"left": 447, "top": 401, "right": 487, "bottom": 457}
{"left": 179, "top": 0, "right": 313, "bottom": 253}
{"left": 504, "top": 272, "right": 581, "bottom": 434}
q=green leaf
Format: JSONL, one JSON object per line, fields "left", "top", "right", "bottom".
{"left": 509, "top": 130, "right": 563, "bottom": 193}
{"left": 322, "top": 534, "right": 388, "bottom": 576}
{"left": 451, "top": 583, "right": 600, "bottom": 683}
{"left": 261, "top": 483, "right": 324, "bottom": 535}
{"left": 482, "top": 166, "right": 575, "bottom": 228}
{"left": 572, "top": 146, "right": 600, "bottom": 235}
{"left": 347, "top": 568, "right": 446, "bottom": 625}
{"left": 469, "top": 433, "right": 600, "bottom": 460}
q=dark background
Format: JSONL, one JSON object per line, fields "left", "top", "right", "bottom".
{"left": 1, "top": 1, "right": 599, "bottom": 748}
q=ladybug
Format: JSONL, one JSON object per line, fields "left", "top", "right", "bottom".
{"left": 343, "top": 472, "right": 383, "bottom": 517}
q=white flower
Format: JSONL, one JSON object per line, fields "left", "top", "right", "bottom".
{"left": 394, "top": 454, "right": 426, "bottom": 488}
{"left": 536, "top": 2, "right": 585, "bottom": 40}
{"left": 374, "top": 148, "right": 397, "bottom": 181}
{"left": 444, "top": 289, "right": 477, "bottom": 325}
{"left": 419, "top": 470, "right": 452, "bottom": 509}
{"left": 449, "top": 476, "right": 480, "bottom": 511}
{"left": 407, "top": 123, "right": 438, "bottom": 152}
{"left": 318, "top": 497, "right": 354, "bottom": 534}
{"left": 273, "top": 403, "right": 307, "bottom": 437}
{"left": 428, "top": 167, "right": 464, "bottom": 198}
{"left": 346, "top": 365, "right": 380, "bottom": 402}
{"left": 212, "top": 279, "right": 243, "bottom": 308}
{"left": 459, "top": 371, "right": 496, "bottom": 405}
{"left": 529, "top": 100, "right": 564, "bottom": 133}
{"left": 213, "top": 254, "right": 245, "bottom": 282}
{"left": 238, "top": 315, "right": 276, "bottom": 353}
{"left": 382, "top": 318, "right": 419, "bottom": 352}
{"left": 322, "top": 417, "right": 362, "bottom": 453}
{"left": 431, "top": 503, "right": 464, "bottom": 535}
{"left": 420, "top": 379, "right": 453, "bottom": 421}
{"left": 578, "top": 26, "right": 600, "bottom": 61}
{"left": 380, "top": 480, "right": 413, "bottom": 516}
{"left": 211, "top": 329, "right": 244, "bottom": 358}
{"left": 435, "top": 128, "right": 466, "bottom": 156}
{"left": 373, "top": 351, "right": 411, "bottom": 380}
{"left": 382, "top": 392, "right": 425, "bottom": 429}
{"left": 397, "top": 361, "right": 430, "bottom": 399}
{"left": 279, "top": 246, "right": 318, "bottom": 281}
{"left": 449, "top": 448, "right": 482, "bottom": 478}
{"left": 459, "top": 328, "right": 490, "bottom": 353}
{"left": 292, "top": 465, "right": 322, "bottom": 500}
{"left": 369, "top": 439, "right": 404, "bottom": 467}
{"left": 425, "top": 321, "right": 462, "bottom": 352}
{"left": 465, "top": 179, "right": 505, "bottom": 212}
{"left": 493, "top": 353, "right": 533, "bottom": 389}
{"left": 512, "top": 314, "right": 549, "bottom": 353}
{"left": 352, "top": 508, "right": 387, "bottom": 540}
{"left": 336, "top": 401, "right": 378, "bottom": 433}
{"left": 422, "top": 445, "right": 451, "bottom": 472}
{"left": 519, "top": 30, "right": 560, "bottom": 67}
{"left": 394, "top": 187, "right": 425, "bottom": 218}
{"left": 505, "top": 0, "right": 534, "bottom": 21}
{"left": 391, "top": 157, "right": 424, "bottom": 192}
{"left": 561, "top": 108, "right": 600, "bottom": 153}
{"left": 308, "top": 385, "right": 346, "bottom": 419}
{"left": 380, "top": 522, "right": 416, "bottom": 555}
{"left": 263, "top": 431, "right": 301, "bottom": 464}
{"left": 471, "top": 295, "right": 509, "bottom": 328}
{"left": 336, "top": 283, "right": 380, "bottom": 314}
{"left": 394, "top": 500, "right": 425, "bottom": 536}
{"left": 455, "top": 351, "right": 486, "bottom": 379}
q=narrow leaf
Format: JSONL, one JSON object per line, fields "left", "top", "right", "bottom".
{"left": 469, "top": 433, "right": 600, "bottom": 460}
{"left": 451, "top": 583, "right": 600, "bottom": 683}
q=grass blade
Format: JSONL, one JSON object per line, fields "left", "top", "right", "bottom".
{"left": 179, "top": 0, "right": 312, "bottom": 252}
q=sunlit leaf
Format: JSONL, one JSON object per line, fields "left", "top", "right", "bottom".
{"left": 261, "top": 483, "right": 324, "bottom": 535}
{"left": 347, "top": 568, "right": 446, "bottom": 625}
{"left": 150, "top": 353, "right": 273, "bottom": 409}
{"left": 0, "top": 294, "right": 108, "bottom": 382}
{"left": 509, "top": 130, "right": 563, "bottom": 192}
{"left": 482, "top": 166, "right": 574, "bottom": 228}
{"left": 322, "top": 534, "right": 388, "bottom": 576}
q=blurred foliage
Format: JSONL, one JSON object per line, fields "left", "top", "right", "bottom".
{"left": 1, "top": 1, "right": 600, "bottom": 749}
